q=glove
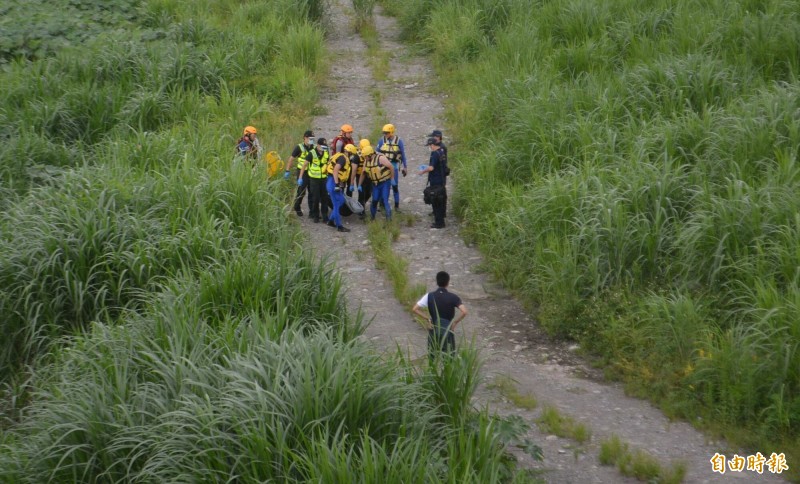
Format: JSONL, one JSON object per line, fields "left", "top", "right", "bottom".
{"left": 357, "top": 185, "right": 363, "bottom": 193}
{"left": 349, "top": 185, "right": 356, "bottom": 193}
{"left": 402, "top": 167, "right": 407, "bottom": 177}
{"left": 284, "top": 171, "right": 290, "bottom": 180}
{"left": 297, "top": 178, "right": 304, "bottom": 187}
{"left": 334, "top": 186, "right": 341, "bottom": 192}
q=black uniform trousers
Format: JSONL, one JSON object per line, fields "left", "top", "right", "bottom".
{"left": 308, "top": 176, "right": 329, "bottom": 221}
{"left": 293, "top": 170, "right": 311, "bottom": 213}
{"left": 357, "top": 176, "right": 373, "bottom": 212}
{"left": 431, "top": 184, "right": 447, "bottom": 227}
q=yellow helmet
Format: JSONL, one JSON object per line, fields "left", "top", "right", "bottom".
{"left": 381, "top": 124, "right": 395, "bottom": 136}
{"left": 358, "top": 138, "right": 371, "bottom": 149}
{"left": 344, "top": 143, "right": 358, "bottom": 155}
{"left": 243, "top": 126, "right": 257, "bottom": 135}
{"left": 361, "top": 146, "right": 375, "bottom": 157}
{"left": 340, "top": 124, "right": 354, "bottom": 134}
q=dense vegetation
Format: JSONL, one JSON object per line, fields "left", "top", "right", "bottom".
{"left": 0, "top": 0, "right": 534, "bottom": 481}
{"left": 385, "top": 0, "right": 800, "bottom": 465}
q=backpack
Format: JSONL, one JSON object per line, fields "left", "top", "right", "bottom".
{"left": 439, "top": 147, "right": 450, "bottom": 177}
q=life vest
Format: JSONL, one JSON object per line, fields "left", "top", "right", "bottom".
{"left": 307, "top": 149, "right": 329, "bottom": 179}
{"left": 331, "top": 135, "right": 354, "bottom": 155}
{"left": 356, "top": 154, "right": 365, "bottom": 175}
{"left": 295, "top": 143, "right": 311, "bottom": 169}
{"left": 379, "top": 136, "right": 401, "bottom": 163}
{"left": 364, "top": 154, "right": 392, "bottom": 184}
{"left": 236, "top": 137, "right": 256, "bottom": 160}
{"left": 326, "top": 152, "right": 351, "bottom": 183}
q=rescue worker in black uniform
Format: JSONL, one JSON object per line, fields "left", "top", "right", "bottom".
{"left": 298, "top": 138, "right": 330, "bottom": 223}
{"left": 418, "top": 137, "right": 447, "bottom": 228}
{"left": 286, "top": 130, "right": 315, "bottom": 217}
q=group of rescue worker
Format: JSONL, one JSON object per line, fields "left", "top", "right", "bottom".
{"left": 282, "top": 123, "right": 448, "bottom": 231}
{"left": 236, "top": 123, "right": 449, "bottom": 231}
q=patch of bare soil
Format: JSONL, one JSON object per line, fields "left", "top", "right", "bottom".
{"left": 296, "top": 1, "right": 788, "bottom": 482}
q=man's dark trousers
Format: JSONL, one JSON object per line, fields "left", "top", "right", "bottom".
{"left": 428, "top": 318, "right": 455, "bottom": 361}
{"left": 308, "top": 176, "right": 329, "bottom": 221}
{"left": 293, "top": 170, "right": 311, "bottom": 213}
{"left": 431, "top": 184, "right": 447, "bottom": 227}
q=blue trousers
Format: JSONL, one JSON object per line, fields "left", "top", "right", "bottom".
{"left": 370, "top": 180, "right": 392, "bottom": 220}
{"left": 390, "top": 162, "right": 400, "bottom": 204}
{"left": 327, "top": 177, "right": 345, "bottom": 228}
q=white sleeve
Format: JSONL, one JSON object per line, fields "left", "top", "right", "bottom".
{"left": 416, "top": 294, "right": 429, "bottom": 308}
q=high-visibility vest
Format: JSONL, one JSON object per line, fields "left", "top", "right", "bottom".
{"left": 295, "top": 143, "right": 310, "bottom": 169}
{"left": 307, "top": 149, "right": 329, "bottom": 179}
{"left": 326, "top": 152, "right": 351, "bottom": 183}
{"left": 364, "top": 154, "right": 392, "bottom": 184}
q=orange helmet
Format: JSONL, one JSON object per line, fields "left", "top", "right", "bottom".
{"left": 243, "top": 126, "right": 257, "bottom": 135}
{"left": 340, "top": 124, "right": 354, "bottom": 134}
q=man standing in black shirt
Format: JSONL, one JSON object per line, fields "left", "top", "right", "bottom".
{"left": 418, "top": 137, "right": 447, "bottom": 228}
{"left": 286, "top": 130, "right": 315, "bottom": 217}
{"left": 412, "top": 271, "right": 468, "bottom": 360}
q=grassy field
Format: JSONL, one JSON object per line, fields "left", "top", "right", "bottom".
{"left": 383, "top": 0, "right": 800, "bottom": 470}
{"left": 0, "top": 0, "right": 536, "bottom": 481}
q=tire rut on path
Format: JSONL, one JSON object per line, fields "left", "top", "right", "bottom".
{"left": 298, "top": 1, "right": 788, "bottom": 482}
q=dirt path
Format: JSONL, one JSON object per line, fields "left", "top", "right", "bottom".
{"left": 297, "top": 1, "right": 788, "bottom": 482}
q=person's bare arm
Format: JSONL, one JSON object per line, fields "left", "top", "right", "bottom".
{"left": 451, "top": 304, "right": 468, "bottom": 330}
{"left": 412, "top": 304, "right": 433, "bottom": 330}
{"left": 349, "top": 162, "right": 358, "bottom": 186}
{"left": 380, "top": 156, "right": 395, "bottom": 179}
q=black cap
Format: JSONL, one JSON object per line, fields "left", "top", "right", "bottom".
{"left": 428, "top": 129, "right": 443, "bottom": 138}
{"left": 304, "top": 130, "right": 314, "bottom": 137}
{"left": 425, "top": 137, "right": 439, "bottom": 146}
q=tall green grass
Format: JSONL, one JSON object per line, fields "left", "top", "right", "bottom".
{"left": 0, "top": 248, "right": 529, "bottom": 481}
{"left": 386, "top": 0, "right": 800, "bottom": 463}
{"left": 0, "top": 0, "right": 329, "bottom": 375}
{"left": 0, "top": 279, "right": 525, "bottom": 482}
{"left": 0, "top": 0, "right": 327, "bottom": 198}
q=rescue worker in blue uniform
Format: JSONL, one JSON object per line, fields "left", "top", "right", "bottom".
{"left": 376, "top": 123, "right": 407, "bottom": 211}
{"left": 325, "top": 143, "right": 355, "bottom": 232}
{"left": 357, "top": 145, "right": 395, "bottom": 222}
